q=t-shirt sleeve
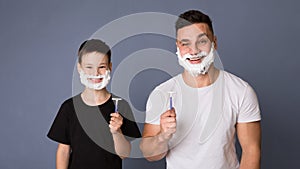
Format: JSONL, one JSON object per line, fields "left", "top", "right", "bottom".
{"left": 145, "top": 89, "right": 168, "bottom": 125}
{"left": 237, "top": 85, "right": 261, "bottom": 123}
{"left": 118, "top": 100, "right": 141, "bottom": 140}
{"left": 47, "top": 101, "right": 71, "bottom": 145}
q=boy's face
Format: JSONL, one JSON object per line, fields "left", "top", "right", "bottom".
{"left": 77, "top": 51, "right": 111, "bottom": 84}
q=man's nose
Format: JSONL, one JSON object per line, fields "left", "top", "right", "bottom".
{"left": 189, "top": 45, "right": 199, "bottom": 55}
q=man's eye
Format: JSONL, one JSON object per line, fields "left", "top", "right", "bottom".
{"left": 86, "top": 67, "right": 92, "bottom": 69}
{"left": 199, "top": 40, "right": 208, "bottom": 44}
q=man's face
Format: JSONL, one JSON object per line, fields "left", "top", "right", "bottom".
{"left": 176, "top": 23, "right": 215, "bottom": 65}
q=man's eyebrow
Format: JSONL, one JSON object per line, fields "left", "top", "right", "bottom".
{"left": 178, "top": 33, "right": 208, "bottom": 42}
{"left": 197, "top": 33, "right": 208, "bottom": 38}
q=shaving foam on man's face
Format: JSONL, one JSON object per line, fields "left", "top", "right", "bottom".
{"left": 79, "top": 70, "right": 111, "bottom": 90}
{"left": 177, "top": 43, "right": 215, "bottom": 76}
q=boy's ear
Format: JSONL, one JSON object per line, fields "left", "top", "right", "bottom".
{"left": 77, "top": 63, "right": 82, "bottom": 73}
{"left": 109, "top": 62, "right": 112, "bottom": 71}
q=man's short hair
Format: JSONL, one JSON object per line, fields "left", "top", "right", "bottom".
{"left": 175, "top": 10, "right": 214, "bottom": 35}
{"left": 78, "top": 39, "right": 111, "bottom": 64}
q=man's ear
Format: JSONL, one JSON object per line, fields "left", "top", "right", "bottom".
{"left": 176, "top": 40, "right": 180, "bottom": 47}
{"left": 213, "top": 36, "right": 218, "bottom": 50}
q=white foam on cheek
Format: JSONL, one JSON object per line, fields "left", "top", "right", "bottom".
{"left": 79, "top": 70, "right": 111, "bottom": 90}
{"left": 176, "top": 48, "right": 208, "bottom": 60}
{"left": 176, "top": 43, "right": 215, "bottom": 76}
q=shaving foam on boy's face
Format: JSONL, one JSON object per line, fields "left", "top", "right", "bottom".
{"left": 79, "top": 70, "right": 111, "bottom": 90}
{"left": 177, "top": 43, "right": 215, "bottom": 77}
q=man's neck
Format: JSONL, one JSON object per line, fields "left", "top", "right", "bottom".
{"left": 182, "top": 67, "right": 219, "bottom": 88}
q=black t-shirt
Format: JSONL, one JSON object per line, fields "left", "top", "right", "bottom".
{"left": 47, "top": 94, "right": 141, "bottom": 169}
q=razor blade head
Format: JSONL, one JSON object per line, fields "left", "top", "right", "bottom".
{"left": 112, "top": 98, "right": 122, "bottom": 101}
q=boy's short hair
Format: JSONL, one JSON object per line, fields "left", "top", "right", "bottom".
{"left": 78, "top": 39, "right": 111, "bottom": 64}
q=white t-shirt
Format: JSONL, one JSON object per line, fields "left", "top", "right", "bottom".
{"left": 145, "top": 70, "right": 261, "bottom": 169}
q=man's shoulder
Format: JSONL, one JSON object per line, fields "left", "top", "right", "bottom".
{"left": 222, "top": 70, "right": 250, "bottom": 89}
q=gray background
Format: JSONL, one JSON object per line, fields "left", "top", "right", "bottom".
{"left": 0, "top": 0, "right": 299, "bottom": 168}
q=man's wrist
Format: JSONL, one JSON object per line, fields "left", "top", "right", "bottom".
{"left": 157, "top": 131, "right": 171, "bottom": 143}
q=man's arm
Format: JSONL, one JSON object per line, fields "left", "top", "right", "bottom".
{"left": 56, "top": 143, "right": 71, "bottom": 169}
{"left": 140, "top": 109, "right": 176, "bottom": 161}
{"left": 237, "top": 121, "right": 261, "bottom": 169}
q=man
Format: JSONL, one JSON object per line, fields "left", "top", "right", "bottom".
{"left": 140, "top": 10, "right": 261, "bottom": 169}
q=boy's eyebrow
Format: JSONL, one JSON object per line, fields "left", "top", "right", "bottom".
{"left": 83, "top": 63, "right": 93, "bottom": 66}
{"left": 83, "top": 62, "right": 108, "bottom": 66}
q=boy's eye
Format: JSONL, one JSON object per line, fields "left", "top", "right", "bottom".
{"left": 181, "top": 43, "right": 190, "bottom": 46}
